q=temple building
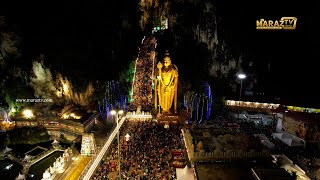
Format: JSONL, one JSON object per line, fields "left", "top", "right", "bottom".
{"left": 12, "top": 105, "right": 98, "bottom": 141}
{"left": 81, "top": 133, "right": 96, "bottom": 156}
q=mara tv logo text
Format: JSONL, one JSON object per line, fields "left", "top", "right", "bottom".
{"left": 256, "top": 17, "right": 297, "bottom": 30}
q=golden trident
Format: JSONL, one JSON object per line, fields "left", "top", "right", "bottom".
{"left": 156, "top": 61, "right": 163, "bottom": 113}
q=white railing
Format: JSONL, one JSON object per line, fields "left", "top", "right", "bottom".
{"left": 79, "top": 116, "right": 126, "bottom": 180}
{"left": 181, "top": 128, "right": 197, "bottom": 180}
{"left": 181, "top": 128, "right": 195, "bottom": 162}
{"left": 29, "top": 148, "right": 56, "bottom": 166}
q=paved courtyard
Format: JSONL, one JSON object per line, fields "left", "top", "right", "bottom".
{"left": 196, "top": 162, "right": 252, "bottom": 180}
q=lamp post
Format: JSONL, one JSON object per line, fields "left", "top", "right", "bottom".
{"left": 110, "top": 109, "right": 123, "bottom": 180}
{"left": 237, "top": 73, "right": 246, "bottom": 120}
{"left": 23, "top": 109, "right": 34, "bottom": 119}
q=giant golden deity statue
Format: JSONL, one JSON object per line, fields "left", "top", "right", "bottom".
{"left": 154, "top": 50, "right": 178, "bottom": 114}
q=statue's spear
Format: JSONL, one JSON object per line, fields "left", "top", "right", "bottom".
{"left": 157, "top": 61, "right": 163, "bottom": 114}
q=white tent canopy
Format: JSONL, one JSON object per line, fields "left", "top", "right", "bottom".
{"left": 23, "top": 155, "right": 31, "bottom": 161}
{"left": 272, "top": 132, "right": 304, "bottom": 146}
{"left": 176, "top": 165, "right": 195, "bottom": 180}
{"left": 16, "top": 173, "right": 25, "bottom": 180}
{"left": 52, "top": 140, "right": 59, "bottom": 144}
{"left": 3, "top": 146, "right": 12, "bottom": 153}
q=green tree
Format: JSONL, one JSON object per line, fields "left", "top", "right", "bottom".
{"left": 10, "top": 126, "right": 50, "bottom": 144}
{"left": 0, "top": 16, "right": 33, "bottom": 114}
{"left": 119, "top": 58, "right": 136, "bottom": 95}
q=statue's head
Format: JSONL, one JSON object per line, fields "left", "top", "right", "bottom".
{"left": 163, "top": 50, "right": 171, "bottom": 67}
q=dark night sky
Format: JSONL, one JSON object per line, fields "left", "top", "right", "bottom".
{"left": 2, "top": 0, "right": 319, "bottom": 107}
{"left": 216, "top": 0, "right": 319, "bottom": 106}
{"left": 3, "top": 0, "right": 110, "bottom": 83}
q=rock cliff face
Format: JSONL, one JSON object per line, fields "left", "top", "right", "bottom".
{"left": 0, "top": 16, "right": 31, "bottom": 101}
{"left": 138, "top": 0, "right": 245, "bottom": 94}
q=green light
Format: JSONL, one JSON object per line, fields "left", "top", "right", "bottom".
{"left": 157, "top": 27, "right": 160, "bottom": 30}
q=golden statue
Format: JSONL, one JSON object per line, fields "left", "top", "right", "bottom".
{"left": 154, "top": 50, "right": 178, "bottom": 114}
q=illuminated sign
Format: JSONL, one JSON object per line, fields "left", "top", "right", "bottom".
{"left": 256, "top": 17, "right": 297, "bottom": 30}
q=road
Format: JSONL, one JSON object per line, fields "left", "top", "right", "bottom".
{"left": 82, "top": 116, "right": 126, "bottom": 180}
{"left": 55, "top": 120, "right": 114, "bottom": 180}
{"left": 56, "top": 155, "right": 91, "bottom": 180}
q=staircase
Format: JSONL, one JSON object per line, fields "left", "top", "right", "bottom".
{"left": 130, "top": 36, "right": 157, "bottom": 111}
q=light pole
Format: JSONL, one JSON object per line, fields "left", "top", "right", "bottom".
{"left": 237, "top": 73, "right": 246, "bottom": 120}
{"left": 110, "top": 109, "right": 123, "bottom": 180}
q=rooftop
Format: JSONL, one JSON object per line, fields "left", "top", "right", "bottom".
{"left": 226, "top": 106, "right": 272, "bottom": 115}
{"left": 284, "top": 111, "right": 320, "bottom": 124}
{"left": 13, "top": 105, "right": 94, "bottom": 124}
{"left": 251, "top": 168, "right": 294, "bottom": 180}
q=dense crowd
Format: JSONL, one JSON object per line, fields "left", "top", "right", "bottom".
{"left": 130, "top": 37, "right": 156, "bottom": 111}
{"left": 92, "top": 120, "right": 186, "bottom": 180}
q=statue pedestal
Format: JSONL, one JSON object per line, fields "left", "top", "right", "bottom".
{"left": 156, "top": 113, "right": 179, "bottom": 125}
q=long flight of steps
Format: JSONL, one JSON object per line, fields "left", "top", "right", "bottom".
{"left": 130, "top": 36, "right": 156, "bottom": 111}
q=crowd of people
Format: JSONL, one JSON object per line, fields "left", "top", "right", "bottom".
{"left": 92, "top": 119, "right": 186, "bottom": 180}
{"left": 130, "top": 37, "right": 156, "bottom": 111}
